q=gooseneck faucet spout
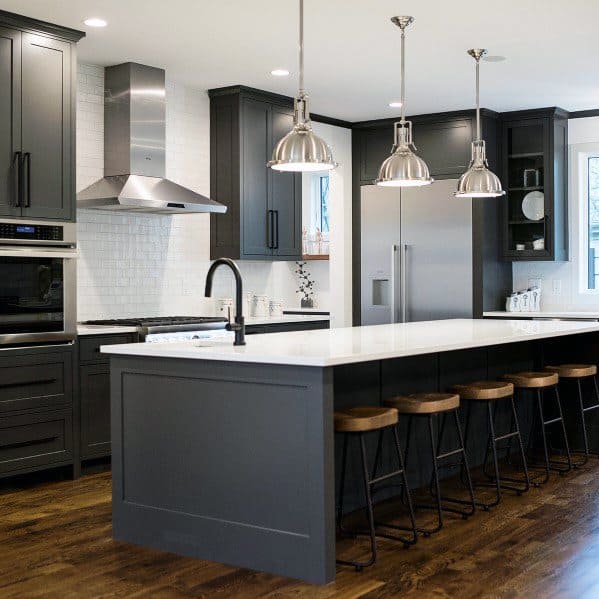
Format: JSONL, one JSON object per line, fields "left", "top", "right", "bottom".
{"left": 205, "top": 258, "right": 246, "bottom": 346}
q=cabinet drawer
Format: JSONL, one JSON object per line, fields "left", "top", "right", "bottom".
{"left": 79, "top": 334, "right": 136, "bottom": 363}
{"left": 0, "top": 409, "right": 73, "bottom": 476}
{"left": 0, "top": 352, "right": 71, "bottom": 413}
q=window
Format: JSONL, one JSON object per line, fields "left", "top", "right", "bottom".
{"left": 319, "top": 175, "right": 330, "bottom": 234}
{"left": 308, "top": 174, "right": 330, "bottom": 233}
{"left": 588, "top": 157, "right": 599, "bottom": 289}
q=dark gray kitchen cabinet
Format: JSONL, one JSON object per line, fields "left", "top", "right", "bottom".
{"left": 355, "top": 110, "right": 497, "bottom": 184}
{"left": 0, "top": 26, "right": 21, "bottom": 218}
{"left": 0, "top": 10, "right": 83, "bottom": 222}
{"left": 209, "top": 86, "right": 302, "bottom": 260}
{"left": 78, "top": 333, "right": 137, "bottom": 461}
{"left": 0, "top": 343, "right": 76, "bottom": 479}
{"left": 79, "top": 363, "right": 111, "bottom": 459}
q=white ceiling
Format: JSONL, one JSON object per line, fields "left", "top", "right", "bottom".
{"left": 3, "top": 0, "right": 599, "bottom": 122}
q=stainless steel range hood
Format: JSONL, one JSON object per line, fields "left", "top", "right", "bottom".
{"left": 77, "top": 63, "right": 226, "bottom": 215}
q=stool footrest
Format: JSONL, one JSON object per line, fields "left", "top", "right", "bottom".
{"left": 494, "top": 431, "right": 520, "bottom": 442}
{"left": 370, "top": 469, "right": 405, "bottom": 486}
{"left": 437, "top": 447, "right": 464, "bottom": 460}
{"left": 582, "top": 403, "right": 599, "bottom": 413}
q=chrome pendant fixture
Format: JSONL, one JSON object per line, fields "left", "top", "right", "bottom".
{"left": 376, "top": 16, "right": 432, "bottom": 187}
{"left": 455, "top": 49, "right": 505, "bottom": 198}
{"left": 267, "top": 0, "right": 336, "bottom": 172}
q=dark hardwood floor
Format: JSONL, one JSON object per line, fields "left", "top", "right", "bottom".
{"left": 1, "top": 460, "right": 599, "bottom": 598}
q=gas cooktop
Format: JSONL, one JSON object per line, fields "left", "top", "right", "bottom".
{"left": 83, "top": 316, "right": 229, "bottom": 342}
{"left": 84, "top": 316, "right": 227, "bottom": 327}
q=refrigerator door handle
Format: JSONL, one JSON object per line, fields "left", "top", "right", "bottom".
{"left": 391, "top": 244, "right": 399, "bottom": 323}
{"left": 401, "top": 244, "right": 409, "bottom": 323}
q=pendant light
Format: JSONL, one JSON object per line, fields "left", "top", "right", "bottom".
{"left": 454, "top": 49, "right": 505, "bottom": 198}
{"left": 376, "top": 16, "right": 433, "bottom": 187}
{"left": 268, "top": 0, "right": 337, "bottom": 172}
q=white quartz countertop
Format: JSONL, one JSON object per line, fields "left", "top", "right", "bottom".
{"left": 77, "top": 324, "right": 139, "bottom": 335}
{"left": 101, "top": 318, "right": 599, "bottom": 367}
{"left": 484, "top": 311, "right": 599, "bottom": 320}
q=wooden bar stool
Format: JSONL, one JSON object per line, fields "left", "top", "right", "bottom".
{"left": 502, "top": 371, "right": 572, "bottom": 484}
{"left": 384, "top": 393, "right": 475, "bottom": 536}
{"left": 545, "top": 364, "right": 599, "bottom": 465}
{"left": 451, "top": 381, "right": 530, "bottom": 509}
{"left": 335, "top": 406, "right": 417, "bottom": 571}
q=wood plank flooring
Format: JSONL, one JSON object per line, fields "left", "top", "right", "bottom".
{"left": 2, "top": 461, "right": 599, "bottom": 598}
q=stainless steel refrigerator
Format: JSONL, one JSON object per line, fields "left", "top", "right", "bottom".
{"left": 361, "top": 179, "right": 476, "bottom": 325}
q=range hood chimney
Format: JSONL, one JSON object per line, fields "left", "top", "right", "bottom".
{"left": 77, "top": 62, "right": 226, "bottom": 215}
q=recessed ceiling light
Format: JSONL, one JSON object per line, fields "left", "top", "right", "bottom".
{"left": 83, "top": 17, "right": 107, "bottom": 28}
{"left": 483, "top": 55, "right": 506, "bottom": 62}
{"left": 388, "top": 101, "right": 403, "bottom": 108}
{"left": 271, "top": 69, "right": 290, "bottom": 77}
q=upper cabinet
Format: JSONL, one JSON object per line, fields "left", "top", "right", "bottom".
{"left": 500, "top": 108, "right": 568, "bottom": 261}
{"left": 0, "top": 11, "right": 83, "bottom": 222}
{"left": 354, "top": 110, "right": 497, "bottom": 185}
{"left": 209, "top": 86, "right": 302, "bottom": 261}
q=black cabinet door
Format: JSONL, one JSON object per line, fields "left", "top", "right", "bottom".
{"left": 0, "top": 27, "right": 21, "bottom": 218}
{"left": 416, "top": 118, "right": 472, "bottom": 179}
{"left": 79, "top": 363, "right": 111, "bottom": 459}
{"left": 270, "top": 105, "right": 301, "bottom": 258}
{"left": 359, "top": 127, "right": 394, "bottom": 183}
{"left": 241, "top": 98, "right": 271, "bottom": 257}
{"left": 21, "top": 33, "right": 72, "bottom": 220}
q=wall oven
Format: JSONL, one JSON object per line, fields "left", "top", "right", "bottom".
{"left": 0, "top": 220, "right": 77, "bottom": 347}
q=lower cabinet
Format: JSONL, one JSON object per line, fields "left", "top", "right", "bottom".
{"left": 0, "top": 408, "right": 73, "bottom": 476}
{"left": 78, "top": 333, "right": 137, "bottom": 463}
{"left": 79, "top": 363, "right": 111, "bottom": 459}
{"left": 0, "top": 344, "right": 75, "bottom": 479}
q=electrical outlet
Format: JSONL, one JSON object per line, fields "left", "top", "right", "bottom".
{"left": 552, "top": 279, "right": 562, "bottom": 295}
{"left": 528, "top": 278, "right": 542, "bottom": 290}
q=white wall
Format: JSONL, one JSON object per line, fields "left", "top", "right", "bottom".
{"left": 76, "top": 64, "right": 349, "bottom": 321}
{"left": 512, "top": 116, "right": 599, "bottom": 311}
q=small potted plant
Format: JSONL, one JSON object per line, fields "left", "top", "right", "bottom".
{"left": 295, "top": 261, "right": 315, "bottom": 308}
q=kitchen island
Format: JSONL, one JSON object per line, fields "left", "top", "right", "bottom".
{"left": 102, "top": 318, "right": 599, "bottom": 584}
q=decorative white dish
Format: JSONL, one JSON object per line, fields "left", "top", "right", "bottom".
{"left": 522, "top": 191, "right": 544, "bottom": 221}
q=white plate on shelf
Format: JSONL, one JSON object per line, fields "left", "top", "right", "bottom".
{"left": 521, "top": 191, "right": 544, "bottom": 221}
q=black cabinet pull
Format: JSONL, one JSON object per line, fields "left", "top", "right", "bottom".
{"left": 274, "top": 210, "right": 279, "bottom": 249}
{"left": 1, "top": 435, "right": 59, "bottom": 451}
{"left": 267, "top": 209, "right": 275, "bottom": 249}
{"left": 12, "top": 151, "right": 22, "bottom": 207}
{"left": 0, "top": 377, "right": 57, "bottom": 389}
{"left": 23, "top": 152, "right": 31, "bottom": 207}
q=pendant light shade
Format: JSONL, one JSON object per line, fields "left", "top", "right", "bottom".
{"left": 454, "top": 49, "right": 505, "bottom": 198}
{"left": 376, "top": 16, "right": 433, "bottom": 187}
{"left": 268, "top": 0, "right": 337, "bottom": 172}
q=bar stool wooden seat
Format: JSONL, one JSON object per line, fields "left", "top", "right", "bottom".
{"left": 384, "top": 393, "right": 475, "bottom": 536}
{"left": 334, "top": 406, "right": 417, "bottom": 571}
{"left": 545, "top": 364, "right": 599, "bottom": 465}
{"left": 451, "top": 381, "right": 530, "bottom": 509}
{"left": 502, "top": 371, "right": 572, "bottom": 484}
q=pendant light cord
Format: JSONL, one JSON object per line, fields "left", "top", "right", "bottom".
{"left": 475, "top": 55, "right": 481, "bottom": 141}
{"left": 400, "top": 27, "right": 406, "bottom": 124}
{"left": 299, "top": 0, "right": 305, "bottom": 97}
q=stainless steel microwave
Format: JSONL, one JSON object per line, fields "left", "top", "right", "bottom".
{"left": 0, "top": 219, "right": 77, "bottom": 347}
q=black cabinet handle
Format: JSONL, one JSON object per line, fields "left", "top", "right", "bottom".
{"left": 274, "top": 210, "right": 279, "bottom": 249}
{"left": 12, "top": 151, "right": 22, "bottom": 207}
{"left": 267, "top": 209, "right": 275, "bottom": 249}
{"left": 1, "top": 436, "right": 59, "bottom": 451}
{"left": 23, "top": 152, "right": 31, "bottom": 207}
{"left": 0, "top": 377, "right": 57, "bottom": 389}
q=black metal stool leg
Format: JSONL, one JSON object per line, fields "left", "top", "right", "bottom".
{"left": 483, "top": 400, "right": 502, "bottom": 509}
{"left": 336, "top": 433, "right": 377, "bottom": 571}
{"left": 554, "top": 385, "right": 572, "bottom": 474}
{"left": 510, "top": 395, "right": 531, "bottom": 493}
{"left": 536, "top": 389, "right": 551, "bottom": 485}
{"left": 577, "top": 378, "right": 590, "bottom": 465}
{"left": 426, "top": 414, "right": 443, "bottom": 536}
{"left": 454, "top": 408, "right": 476, "bottom": 517}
